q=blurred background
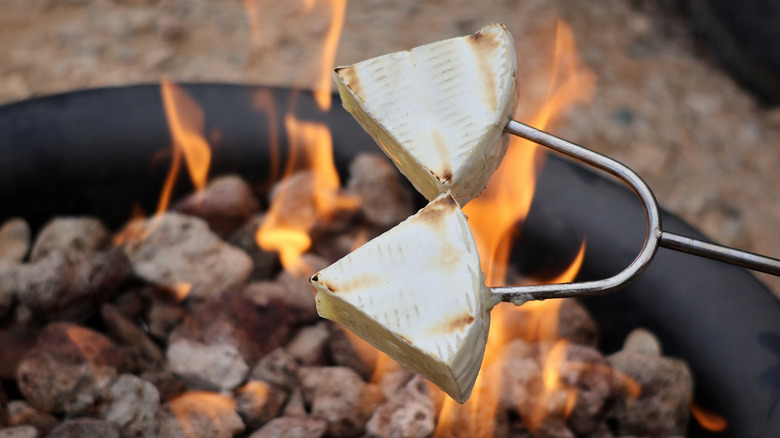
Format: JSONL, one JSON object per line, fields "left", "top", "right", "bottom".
{"left": 1, "top": 0, "right": 778, "bottom": 293}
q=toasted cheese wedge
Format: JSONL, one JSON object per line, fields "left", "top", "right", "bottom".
{"left": 310, "top": 193, "right": 493, "bottom": 403}
{"left": 333, "top": 23, "right": 518, "bottom": 206}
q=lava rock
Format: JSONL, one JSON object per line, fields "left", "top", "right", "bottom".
{"left": 556, "top": 299, "right": 598, "bottom": 348}
{"left": 122, "top": 213, "right": 252, "bottom": 299}
{"left": 0, "top": 426, "right": 39, "bottom": 438}
{"left": 244, "top": 277, "right": 317, "bottom": 325}
{"left": 173, "top": 175, "right": 260, "bottom": 237}
{"left": 154, "top": 391, "right": 245, "bottom": 438}
{"left": 15, "top": 247, "right": 130, "bottom": 321}
{"left": 102, "top": 374, "right": 160, "bottom": 437}
{"left": 47, "top": 418, "right": 121, "bottom": 438}
{"left": 0, "top": 381, "right": 6, "bottom": 426}
{"left": 101, "top": 303, "right": 164, "bottom": 370}
{"left": 29, "top": 217, "right": 110, "bottom": 262}
{"left": 365, "top": 375, "right": 436, "bottom": 438}
{"left": 167, "top": 338, "right": 249, "bottom": 391}
{"left": 0, "top": 268, "right": 17, "bottom": 321}
{"left": 0, "top": 218, "right": 30, "bottom": 271}
{"left": 250, "top": 348, "right": 299, "bottom": 391}
{"left": 286, "top": 322, "right": 330, "bottom": 366}
{"left": 146, "top": 294, "right": 187, "bottom": 341}
{"left": 16, "top": 322, "right": 136, "bottom": 414}
{"left": 6, "top": 401, "right": 59, "bottom": 435}
{"left": 326, "top": 324, "right": 377, "bottom": 381}
{"left": 185, "top": 288, "right": 293, "bottom": 365}
{"left": 236, "top": 380, "right": 289, "bottom": 430}
{"left": 621, "top": 328, "right": 662, "bottom": 356}
{"left": 228, "top": 215, "right": 281, "bottom": 282}
{"left": 140, "top": 370, "right": 187, "bottom": 402}
{"left": 556, "top": 343, "right": 615, "bottom": 435}
{"left": 345, "top": 153, "right": 415, "bottom": 230}
{"left": 249, "top": 416, "right": 328, "bottom": 438}
{"left": 608, "top": 349, "right": 693, "bottom": 436}
{"left": 298, "top": 366, "right": 385, "bottom": 437}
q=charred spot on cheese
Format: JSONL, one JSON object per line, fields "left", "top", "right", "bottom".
{"left": 333, "top": 23, "right": 518, "bottom": 207}
{"left": 310, "top": 192, "right": 491, "bottom": 403}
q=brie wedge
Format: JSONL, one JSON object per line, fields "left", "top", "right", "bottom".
{"left": 333, "top": 23, "right": 518, "bottom": 206}
{"left": 310, "top": 193, "right": 493, "bottom": 403}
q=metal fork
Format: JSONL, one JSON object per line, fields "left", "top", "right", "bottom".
{"left": 493, "top": 119, "right": 780, "bottom": 306}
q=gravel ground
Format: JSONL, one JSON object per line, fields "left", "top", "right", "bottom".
{"left": 1, "top": 0, "right": 778, "bottom": 294}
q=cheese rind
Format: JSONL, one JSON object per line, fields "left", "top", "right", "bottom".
{"left": 334, "top": 23, "right": 518, "bottom": 206}
{"left": 311, "top": 193, "right": 491, "bottom": 403}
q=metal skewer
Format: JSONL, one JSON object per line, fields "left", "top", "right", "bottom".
{"left": 492, "top": 119, "right": 780, "bottom": 306}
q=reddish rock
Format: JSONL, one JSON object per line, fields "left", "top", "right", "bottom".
{"left": 0, "top": 218, "right": 30, "bottom": 271}
{"left": 16, "top": 323, "right": 136, "bottom": 414}
{"left": 184, "top": 289, "right": 294, "bottom": 365}
{"left": 244, "top": 278, "right": 316, "bottom": 325}
{"left": 326, "top": 324, "right": 378, "bottom": 381}
{"left": 236, "top": 380, "right": 289, "bottom": 430}
{"left": 173, "top": 175, "right": 260, "bottom": 237}
{"left": 101, "top": 303, "right": 164, "bottom": 370}
{"left": 140, "top": 370, "right": 186, "bottom": 402}
{"left": 0, "top": 426, "right": 40, "bottom": 438}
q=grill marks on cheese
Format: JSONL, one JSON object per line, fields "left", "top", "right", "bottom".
{"left": 333, "top": 23, "right": 518, "bottom": 206}
{"left": 311, "top": 193, "right": 491, "bottom": 402}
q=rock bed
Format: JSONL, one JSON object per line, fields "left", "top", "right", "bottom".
{"left": 0, "top": 153, "right": 692, "bottom": 437}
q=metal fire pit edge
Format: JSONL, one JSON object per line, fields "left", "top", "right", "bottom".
{"left": 1, "top": 83, "right": 778, "bottom": 438}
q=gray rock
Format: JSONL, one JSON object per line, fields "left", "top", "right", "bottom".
{"left": 250, "top": 348, "right": 299, "bottom": 391}
{"left": 0, "top": 268, "right": 16, "bottom": 323}
{"left": 298, "top": 366, "right": 385, "bottom": 437}
{"left": 30, "top": 217, "right": 110, "bottom": 262}
{"left": 365, "top": 375, "right": 435, "bottom": 438}
{"left": 6, "top": 401, "right": 58, "bottom": 435}
{"left": 155, "top": 392, "right": 244, "bottom": 438}
{"left": 167, "top": 338, "right": 249, "bottom": 391}
{"left": 0, "top": 426, "right": 39, "bottom": 438}
{"left": 621, "top": 328, "right": 662, "bottom": 356}
{"left": 345, "top": 153, "right": 414, "bottom": 230}
{"left": 102, "top": 374, "right": 160, "bottom": 437}
{"left": 101, "top": 303, "right": 164, "bottom": 370}
{"left": 236, "top": 380, "right": 289, "bottom": 430}
{"left": 47, "top": 419, "right": 121, "bottom": 438}
{"left": 556, "top": 299, "right": 598, "bottom": 348}
{"left": 15, "top": 247, "right": 130, "bottom": 321}
{"left": 244, "top": 277, "right": 316, "bottom": 325}
{"left": 0, "top": 218, "right": 30, "bottom": 271}
{"left": 173, "top": 175, "right": 259, "bottom": 237}
{"left": 608, "top": 350, "right": 693, "bottom": 436}
{"left": 286, "top": 322, "right": 330, "bottom": 366}
{"left": 122, "top": 213, "right": 252, "bottom": 299}
{"left": 249, "top": 416, "right": 327, "bottom": 438}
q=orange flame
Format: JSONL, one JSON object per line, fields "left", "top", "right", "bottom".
{"left": 159, "top": 78, "right": 212, "bottom": 215}
{"left": 169, "top": 391, "right": 237, "bottom": 438}
{"left": 434, "top": 20, "right": 595, "bottom": 436}
{"left": 255, "top": 106, "right": 358, "bottom": 276}
{"left": 310, "top": 0, "right": 347, "bottom": 111}
{"left": 691, "top": 401, "right": 728, "bottom": 432}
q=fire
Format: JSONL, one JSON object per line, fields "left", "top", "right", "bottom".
{"left": 158, "top": 78, "right": 212, "bottom": 215}
{"left": 434, "top": 20, "right": 596, "bottom": 436}
{"left": 691, "top": 401, "right": 728, "bottom": 432}
{"left": 168, "top": 391, "right": 237, "bottom": 438}
{"left": 251, "top": 0, "right": 354, "bottom": 277}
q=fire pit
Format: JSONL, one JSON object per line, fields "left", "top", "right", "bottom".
{"left": 1, "top": 83, "right": 779, "bottom": 437}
